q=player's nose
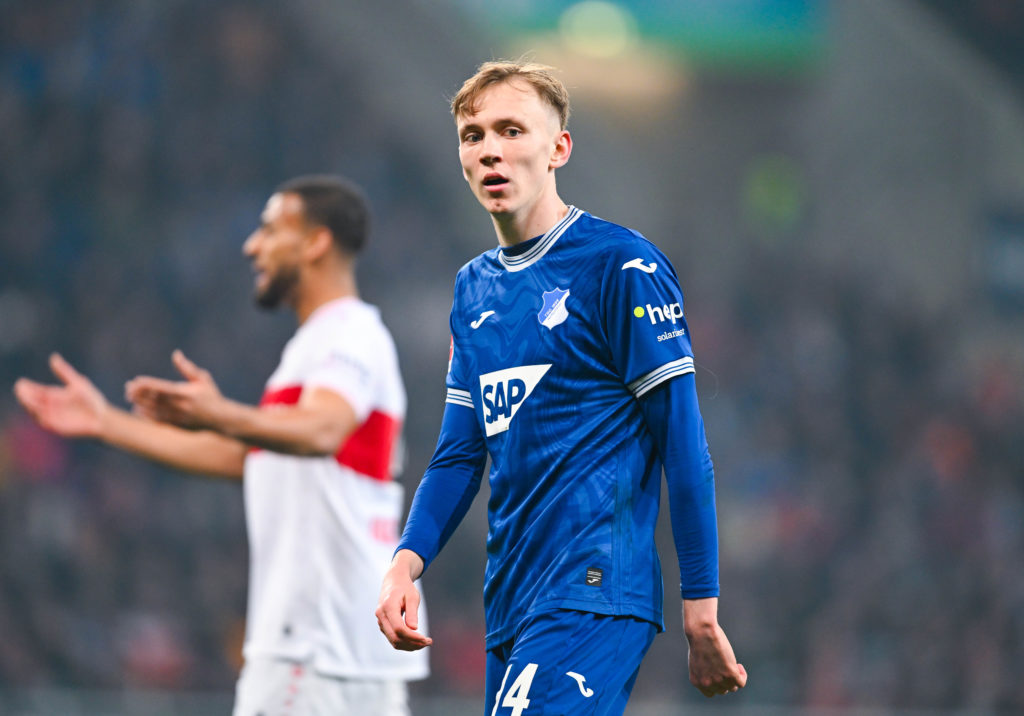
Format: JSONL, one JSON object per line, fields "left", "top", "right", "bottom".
{"left": 479, "top": 132, "right": 501, "bottom": 162}
{"left": 242, "top": 231, "right": 260, "bottom": 256}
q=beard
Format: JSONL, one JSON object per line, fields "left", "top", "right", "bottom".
{"left": 253, "top": 265, "right": 299, "bottom": 310}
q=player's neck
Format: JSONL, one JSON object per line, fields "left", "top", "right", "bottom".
{"left": 491, "top": 195, "right": 569, "bottom": 248}
{"left": 292, "top": 269, "right": 358, "bottom": 324}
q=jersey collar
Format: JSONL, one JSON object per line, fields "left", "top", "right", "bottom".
{"left": 498, "top": 206, "right": 582, "bottom": 272}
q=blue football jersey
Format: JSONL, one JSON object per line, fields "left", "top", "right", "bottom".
{"left": 444, "top": 207, "right": 697, "bottom": 648}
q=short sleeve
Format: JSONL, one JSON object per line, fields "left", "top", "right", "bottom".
{"left": 602, "top": 238, "right": 696, "bottom": 398}
{"left": 304, "top": 320, "right": 382, "bottom": 421}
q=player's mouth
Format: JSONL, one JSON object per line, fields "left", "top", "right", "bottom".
{"left": 482, "top": 173, "right": 509, "bottom": 192}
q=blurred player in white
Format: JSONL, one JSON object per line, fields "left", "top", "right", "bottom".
{"left": 14, "top": 175, "right": 428, "bottom": 715}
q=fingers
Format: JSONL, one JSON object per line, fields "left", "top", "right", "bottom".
{"left": 390, "top": 625, "right": 432, "bottom": 651}
{"left": 736, "top": 662, "right": 748, "bottom": 687}
{"left": 129, "top": 393, "right": 163, "bottom": 421}
{"left": 49, "top": 352, "right": 82, "bottom": 386}
{"left": 375, "top": 590, "right": 433, "bottom": 652}
{"left": 131, "top": 402, "right": 158, "bottom": 421}
{"left": 376, "top": 606, "right": 428, "bottom": 651}
{"left": 125, "top": 376, "right": 184, "bottom": 403}
{"left": 14, "top": 378, "right": 61, "bottom": 425}
{"left": 172, "top": 349, "right": 203, "bottom": 381}
{"left": 125, "top": 377, "right": 181, "bottom": 422}
{"left": 13, "top": 378, "right": 43, "bottom": 415}
{"left": 690, "top": 630, "right": 747, "bottom": 698}
{"left": 172, "top": 350, "right": 216, "bottom": 387}
{"left": 403, "top": 588, "right": 421, "bottom": 631}
{"left": 395, "top": 594, "right": 433, "bottom": 649}
{"left": 380, "top": 604, "right": 432, "bottom": 651}
{"left": 696, "top": 664, "right": 747, "bottom": 698}
{"left": 13, "top": 377, "right": 36, "bottom": 402}
{"left": 375, "top": 603, "right": 406, "bottom": 649}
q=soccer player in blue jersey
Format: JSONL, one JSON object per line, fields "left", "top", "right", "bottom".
{"left": 376, "top": 61, "right": 747, "bottom": 713}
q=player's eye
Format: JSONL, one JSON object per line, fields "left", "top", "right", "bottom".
{"left": 463, "top": 132, "right": 481, "bottom": 144}
{"left": 505, "top": 128, "right": 522, "bottom": 137}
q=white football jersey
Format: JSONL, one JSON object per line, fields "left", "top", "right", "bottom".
{"left": 242, "top": 297, "right": 428, "bottom": 680}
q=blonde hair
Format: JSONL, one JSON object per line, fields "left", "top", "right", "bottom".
{"left": 451, "top": 60, "right": 571, "bottom": 130}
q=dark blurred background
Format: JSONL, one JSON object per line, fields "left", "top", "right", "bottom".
{"left": 1, "top": 1, "right": 1023, "bottom": 714}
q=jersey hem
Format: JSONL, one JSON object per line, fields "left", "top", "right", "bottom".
{"left": 483, "top": 600, "right": 665, "bottom": 649}
{"left": 243, "top": 645, "right": 429, "bottom": 681}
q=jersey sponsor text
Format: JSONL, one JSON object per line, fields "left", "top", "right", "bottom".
{"left": 479, "top": 364, "right": 551, "bottom": 436}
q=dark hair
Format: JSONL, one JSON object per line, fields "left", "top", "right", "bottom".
{"left": 274, "top": 174, "right": 369, "bottom": 255}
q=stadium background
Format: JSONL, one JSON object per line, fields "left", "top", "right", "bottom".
{"left": 1, "top": 1, "right": 1023, "bottom": 714}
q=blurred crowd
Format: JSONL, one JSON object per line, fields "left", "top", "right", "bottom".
{"left": 1, "top": 1, "right": 1023, "bottom": 713}
{"left": 692, "top": 251, "right": 1024, "bottom": 710}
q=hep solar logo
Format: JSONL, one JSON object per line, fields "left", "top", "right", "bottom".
{"left": 633, "top": 302, "right": 683, "bottom": 325}
{"left": 479, "top": 364, "right": 551, "bottom": 436}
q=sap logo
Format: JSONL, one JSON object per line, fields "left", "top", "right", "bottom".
{"left": 633, "top": 302, "right": 683, "bottom": 325}
{"left": 479, "top": 364, "right": 550, "bottom": 436}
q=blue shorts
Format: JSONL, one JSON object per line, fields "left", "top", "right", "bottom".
{"left": 485, "top": 610, "right": 657, "bottom": 716}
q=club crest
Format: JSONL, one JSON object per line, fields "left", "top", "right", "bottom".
{"left": 538, "top": 288, "right": 570, "bottom": 329}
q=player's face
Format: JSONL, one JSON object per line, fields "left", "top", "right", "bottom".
{"left": 457, "top": 79, "right": 570, "bottom": 219}
{"left": 243, "top": 192, "right": 307, "bottom": 309}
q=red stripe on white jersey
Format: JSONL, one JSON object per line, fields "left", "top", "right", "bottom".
{"left": 337, "top": 410, "right": 400, "bottom": 482}
{"left": 260, "top": 385, "right": 303, "bottom": 407}
{"left": 255, "top": 384, "right": 399, "bottom": 482}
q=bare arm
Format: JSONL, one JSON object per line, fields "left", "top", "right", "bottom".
{"left": 14, "top": 353, "right": 247, "bottom": 479}
{"left": 125, "top": 350, "right": 358, "bottom": 456}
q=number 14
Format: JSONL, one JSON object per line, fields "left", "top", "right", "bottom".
{"left": 493, "top": 663, "right": 538, "bottom": 716}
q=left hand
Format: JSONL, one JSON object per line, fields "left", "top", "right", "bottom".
{"left": 684, "top": 598, "right": 747, "bottom": 697}
{"left": 126, "top": 350, "right": 226, "bottom": 430}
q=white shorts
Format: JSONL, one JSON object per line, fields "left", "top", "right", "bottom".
{"left": 232, "top": 657, "right": 410, "bottom": 716}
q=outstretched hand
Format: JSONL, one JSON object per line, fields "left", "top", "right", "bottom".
{"left": 13, "top": 353, "right": 109, "bottom": 438}
{"left": 125, "top": 350, "right": 225, "bottom": 430}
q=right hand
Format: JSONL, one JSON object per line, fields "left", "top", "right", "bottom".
{"left": 125, "top": 350, "right": 226, "bottom": 431}
{"left": 375, "top": 550, "right": 433, "bottom": 651}
{"left": 13, "top": 353, "right": 109, "bottom": 439}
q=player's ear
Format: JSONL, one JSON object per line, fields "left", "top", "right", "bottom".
{"left": 549, "top": 130, "right": 572, "bottom": 170}
{"left": 304, "top": 226, "right": 334, "bottom": 262}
